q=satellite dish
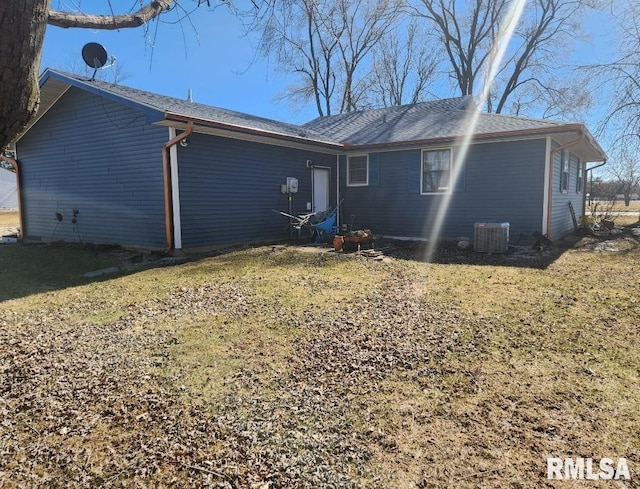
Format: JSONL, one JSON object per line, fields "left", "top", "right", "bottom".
{"left": 82, "top": 42, "right": 108, "bottom": 69}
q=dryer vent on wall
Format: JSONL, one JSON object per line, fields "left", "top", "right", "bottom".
{"left": 474, "top": 222, "right": 509, "bottom": 253}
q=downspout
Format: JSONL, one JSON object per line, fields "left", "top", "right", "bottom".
{"left": 585, "top": 160, "right": 607, "bottom": 209}
{"left": 546, "top": 133, "right": 584, "bottom": 239}
{"left": 162, "top": 122, "right": 193, "bottom": 252}
{"left": 336, "top": 154, "right": 340, "bottom": 229}
{"left": 2, "top": 155, "right": 25, "bottom": 240}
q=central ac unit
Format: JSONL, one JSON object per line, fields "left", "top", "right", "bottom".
{"left": 474, "top": 222, "right": 509, "bottom": 253}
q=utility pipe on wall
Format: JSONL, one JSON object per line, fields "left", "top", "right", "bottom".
{"left": 162, "top": 122, "right": 193, "bottom": 251}
{"left": 336, "top": 154, "right": 340, "bottom": 229}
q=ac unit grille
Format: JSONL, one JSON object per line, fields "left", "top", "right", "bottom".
{"left": 474, "top": 222, "right": 509, "bottom": 253}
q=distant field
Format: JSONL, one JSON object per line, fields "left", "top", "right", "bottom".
{"left": 588, "top": 199, "right": 640, "bottom": 212}
{"left": 0, "top": 210, "right": 19, "bottom": 236}
{"left": 0, "top": 210, "right": 19, "bottom": 227}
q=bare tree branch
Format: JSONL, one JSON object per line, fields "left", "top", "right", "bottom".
{"left": 412, "top": 0, "right": 508, "bottom": 97}
{"left": 607, "top": 147, "right": 640, "bottom": 206}
{"left": 589, "top": 1, "right": 640, "bottom": 146}
{"left": 1, "top": 0, "right": 200, "bottom": 152}
{"left": 369, "top": 21, "right": 439, "bottom": 106}
{"left": 246, "top": 0, "right": 401, "bottom": 116}
{"left": 411, "top": 0, "right": 599, "bottom": 116}
{"left": 48, "top": 0, "right": 176, "bottom": 29}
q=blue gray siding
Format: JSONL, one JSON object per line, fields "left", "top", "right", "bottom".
{"left": 340, "top": 139, "right": 547, "bottom": 242}
{"left": 17, "top": 87, "right": 168, "bottom": 249}
{"left": 177, "top": 134, "right": 336, "bottom": 248}
{"left": 550, "top": 145, "right": 584, "bottom": 239}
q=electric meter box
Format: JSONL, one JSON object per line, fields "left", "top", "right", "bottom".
{"left": 286, "top": 177, "right": 299, "bottom": 193}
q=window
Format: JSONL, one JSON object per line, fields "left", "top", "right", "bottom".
{"left": 347, "top": 155, "right": 368, "bottom": 186}
{"left": 575, "top": 157, "right": 583, "bottom": 193}
{"left": 422, "top": 149, "right": 451, "bottom": 193}
{"left": 560, "top": 150, "right": 569, "bottom": 193}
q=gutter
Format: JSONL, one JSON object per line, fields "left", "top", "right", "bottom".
{"left": 164, "top": 113, "right": 341, "bottom": 151}
{"left": 546, "top": 133, "right": 584, "bottom": 238}
{"left": 341, "top": 124, "right": 589, "bottom": 152}
{"left": 586, "top": 160, "right": 607, "bottom": 173}
{"left": 1, "top": 155, "right": 25, "bottom": 240}
{"left": 162, "top": 122, "right": 193, "bottom": 251}
{"left": 584, "top": 160, "right": 607, "bottom": 209}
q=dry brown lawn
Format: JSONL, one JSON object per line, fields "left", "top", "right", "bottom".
{"left": 0, "top": 227, "right": 639, "bottom": 488}
{"left": 0, "top": 209, "right": 19, "bottom": 227}
{"left": 588, "top": 200, "right": 640, "bottom": 213}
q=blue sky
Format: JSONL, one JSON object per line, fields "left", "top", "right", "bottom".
{"left": 43, "top": 1, "right": 310, "bottom": 123}
{"left": 42, "top": 1, "right": 618, "bottom": 130}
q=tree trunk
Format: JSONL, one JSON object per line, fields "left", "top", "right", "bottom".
{"left": 0, "top": 0, "right": 50, "bottom": 152}
{"left": 0, "top": 1, "right": 181, "bottom": 153}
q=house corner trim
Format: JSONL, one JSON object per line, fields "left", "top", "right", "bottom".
{"left": 542, "top": 137, "right": 551, "bottom": 236}
{"left": 168, "top": 127, "right": 183, "bottom": 249}
{"left": 162, "top": 122, "right": 192, "bottom": 251}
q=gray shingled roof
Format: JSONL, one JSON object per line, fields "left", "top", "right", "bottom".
{"left": 50, "top": 70, "right": 337, "bottom": 145}
{"left": 303, "top": 96, "right": 569, "bottom": 146}
{"left": 38, "top": 69, "right": 603, "bottom": 160}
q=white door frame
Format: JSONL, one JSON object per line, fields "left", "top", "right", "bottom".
{"left": 312, "top": 167, "right": 330, "bottom": 213}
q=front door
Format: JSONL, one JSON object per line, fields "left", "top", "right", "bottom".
{"left": 312, "top": 168, "right": 330, "bottom": 213}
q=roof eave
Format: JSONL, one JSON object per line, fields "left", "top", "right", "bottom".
{"left": 163, "top": 113, "right": 344, "bottom": 151}
{"left": 341, "top": 124, "right": 607, "bottom": 161}
{"left": 40, "top": 68, "right": 165, "bottom": 123}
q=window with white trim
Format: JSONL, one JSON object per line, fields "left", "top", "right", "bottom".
{"left": 347, "top": 155, "right": 368, "bottom": 186}
{"left": 560, "top": 150, "right": 569, "bottom": 193}
{"left": 575, "top": 156, "right": 583, "bottom": 193}
{"left": 422, "top": 149, "right": 451, "bottom": 193}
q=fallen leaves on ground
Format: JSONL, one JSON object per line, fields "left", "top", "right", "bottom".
{"left": 1, "top": 237, "right": 639, "bottom": 487}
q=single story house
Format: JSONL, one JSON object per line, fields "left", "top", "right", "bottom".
{"left": 11, "top": 68, "right": 606, "bottom": 251}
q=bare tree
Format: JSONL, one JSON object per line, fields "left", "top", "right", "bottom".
{"left": 592, "top": 2, "right": 640, "bottom": 149}
{"left": 410, "top": 0, "right": 507, "bottom": 98}
{"left": 0, "top": 0, "right": 205, "bottom": 153}
{"left": 589, "top": 177, "right": 618, "bottom": 201}
{"left": 368, "top": 21, "right": 439, "bottom": 107}
{"left": 493, "top": 0, "right": 596, "bottom": 114}
{"left": 410, "top": 0, "right": 600, "bottom": 116}
{"left": 608, "top": 150, "right": 640, "bottom": 206}
{"left": 248, "top": 0, "right": 402, "bottom": 116}
{"left": 499, "top": 73, "right": 593, "bottom": 120}
{"left": 595, "top": 0, "right": 640, "bottom": 209}
{"left": 62, "top": 57, "right": 131, "bottom": 85}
